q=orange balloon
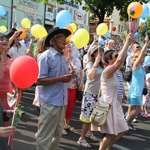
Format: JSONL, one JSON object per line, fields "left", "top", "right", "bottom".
{"left": 18, "top": 28, "right": 27, "bottom": 39}
{"left": 127, "top": 2, "right": 143, "bottom": 18}
{"left": 65, "top": 25, "right": 73, "bottom": 34}
{"left": 65, "top": 25, "right": 73, "bottom": 42}
{"left": 66, "top": 34, "right": 72, "bottom": 42}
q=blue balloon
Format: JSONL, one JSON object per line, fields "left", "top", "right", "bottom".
{"left": 0, "top": 5, "right": 7, "bottom": 16}
{"left": 144, "top": 56, "right": 150, "bottom": 66}
{"left": 104, "top": 31, "right": 111, "bottom": 38}
{"left": 134, "top": 32, "right": 139, "bottom": 39}
{"left": 106, "top": 38, "right": 110, "bottom": 43}
{"left": 140, "top": 5, "right": 149, "bottom": 20}
{"left": 98, "top": 38, "right": 105, "bottom": 45}
{"left": 56, "top": 10, "right": 72, "bottom": 28}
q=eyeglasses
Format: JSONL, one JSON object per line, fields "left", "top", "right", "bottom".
{"left": 54, "top": 35, "right": 66, "bottom": 40}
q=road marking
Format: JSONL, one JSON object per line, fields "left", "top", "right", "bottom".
{"left": 25, "top": 110, "right": 131, "bottom": 150}
{"left": 23, "top": 111, "right": 38, "bottom": 119}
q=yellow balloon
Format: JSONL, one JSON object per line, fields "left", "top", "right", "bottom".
{"left": 73, "top": 28, "right": 89, "bottom": 49}
{"left": 21, "top": 18, "right": 31, "bottom": 28}
{"left": 70, "top": 23, "right": 77, "bottom": 33}
{"left": 96, "top": 23, "right": 108, "bottom": 36}
{"left": 31, "top": 24, "right": 48, "bottom": 38}
{"left": 0, "top": 26, "right": 7, "bottom": 32}
{"left": 127, "top": 2, "right": 143, "bottom": 18}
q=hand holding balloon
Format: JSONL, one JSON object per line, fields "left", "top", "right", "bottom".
{"left": 145, "top": 35, "right": 149, "bottom": 43}
{"left": 69, "top": 70, "right": 76, "bottom": 78}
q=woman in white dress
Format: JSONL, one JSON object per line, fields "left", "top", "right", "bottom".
{"left": 96, "top": 34, "right": 133, "bottom": 150}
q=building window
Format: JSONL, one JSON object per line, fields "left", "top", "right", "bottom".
{"left": 74, "top": 10, "right": 76, "bottom": 21}
{"left": 48, "top": 7, "right": 53, "bottom": 12}
{"left": 118, "top": 25, "right": 120, "bottom": 32}
{"left": 84, "top": 14, "right": 87, "bottom": 24}
{"left": 89, "top": 23, "right": 95, "bottom": 34}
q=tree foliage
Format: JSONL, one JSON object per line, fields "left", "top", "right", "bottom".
{"left": 139, "top": 16, "right": 150, "bottom": 39}
{"left": 39, "top": 0, "right": 149, "bottom": 24}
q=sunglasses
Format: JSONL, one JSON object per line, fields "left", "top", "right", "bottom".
{"left": 136, "top": 46, "right": 141, "bottom": 49}
{"left": 114, "top": 54, "right": 118, "bottom": 58}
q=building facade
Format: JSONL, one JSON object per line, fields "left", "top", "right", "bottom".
{"left": 45, "top": 0, "right": 89, "bottom": 31}
{"left": 0, "top": 0, "right": 45, "bottom": 32}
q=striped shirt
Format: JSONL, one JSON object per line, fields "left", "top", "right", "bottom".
{"left": 118, "top": 71, "right": 124, "bottom": 101}
{"left": 37, "top": 47, "right": 68, "bottom": 106}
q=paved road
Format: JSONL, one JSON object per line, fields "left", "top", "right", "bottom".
{"left": 12, "top": 86, "right": 150, "bottom": 150}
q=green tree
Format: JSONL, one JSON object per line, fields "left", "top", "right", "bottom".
{"left": 139, "top": 16, "right": 150, "bottom": 39}
{"left": 39, "top": 0, "right": 149, "bottom": 24}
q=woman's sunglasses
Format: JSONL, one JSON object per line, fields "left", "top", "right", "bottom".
{"left": 136, "top": 46, "right": 141, "bottom": 49}
{"left": 114, "top": 54, "right": 118, "bottom": 58}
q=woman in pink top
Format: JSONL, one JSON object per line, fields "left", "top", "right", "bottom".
{"left": 0, "top": 33, "right": 14, "bottom": 149}
{"left": 0, "top": 34, "right": 14, "bottom": 112}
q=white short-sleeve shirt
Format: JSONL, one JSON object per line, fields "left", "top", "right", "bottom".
{"left": 8, "top": 43, "right": 27, "bottom": 60}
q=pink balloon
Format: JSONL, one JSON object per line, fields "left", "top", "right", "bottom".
{"left": 10, "top": 56, "right": 39, "bottom": 89}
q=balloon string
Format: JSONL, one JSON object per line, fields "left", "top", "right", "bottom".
{"left": 17, "top": 89, "right": 22, "bottom": 105}
{"left": 7, "top": 99, "right": 18, "bottom": 145}
{"left": 73, "top": 50, "right": 78, "bottom": 67}
{"left": 129, "top": 17, "right": 132, "bottom": 34}
{"left": 15, "top": 11, "right": 17, "bottom": 22}
{"left": 7, "top": 88, "right": 22, "bottom": 145}
{"left": 145, "top": 22, "right": 148, "bottom": 35}
{"left": 133, "top": 19, "right": 136, "bottom": 35}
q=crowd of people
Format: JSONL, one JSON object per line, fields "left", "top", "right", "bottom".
{"left": 0, "top": 24, "right": 150, "bottom": 150}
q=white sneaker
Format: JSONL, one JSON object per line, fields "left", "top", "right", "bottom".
{"left": 132, "top": 118, "right": 137, "bottom": 123}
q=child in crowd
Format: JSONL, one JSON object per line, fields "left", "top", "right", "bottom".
{"left": 141, "top": 73, "right": 150, "bottom": 117}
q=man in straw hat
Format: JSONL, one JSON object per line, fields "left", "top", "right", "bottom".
{"left": 36, "top": 27, "right": 75, "bottom": 150}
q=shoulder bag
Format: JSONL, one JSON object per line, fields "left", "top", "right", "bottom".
{"left": 124, "top": 71, "right": 132, "bottom": 82}
{"left": 90, "top": 90, "right": 117, "bottom": 127}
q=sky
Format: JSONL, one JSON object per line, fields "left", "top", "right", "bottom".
{"left": 139, "top": 3, "right": 150, "bottom": 24}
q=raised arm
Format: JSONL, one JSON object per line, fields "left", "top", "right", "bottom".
{"left": 87, "top": 35, "right": 98, "bottom": 62}
{"left": 9, "top": 30, "right": 22, "bottom": 46}
{"left": 133, "top": 35, "right": 149, "bottom": 69}
{"left": 104, "top": 33, "right": 133, "bottom": 78}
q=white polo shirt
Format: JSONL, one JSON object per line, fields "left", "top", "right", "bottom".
{"left": 8, "top": 43, "right": 27, "bottom": 60}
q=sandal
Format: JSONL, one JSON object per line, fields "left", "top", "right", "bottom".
{"left": 77, "top": 138, "right": 91, "bottom": 148}
{"left": 64, "top": 125, "right": 70, "bottom": 130}
{"left": 64, "top": 125, "right": 77, "bottom": 133}
{"left": 62, "top": 129, "right": 68, "bottom": 136}
{"left": 85, "top": 133, "right": 99, "bottom": 142}
{"left": 69, "top": 127, "right": 77, "bottom": 133}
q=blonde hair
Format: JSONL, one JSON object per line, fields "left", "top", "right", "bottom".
{"left": 131, "top": 50, "right": 141, "bottom": 64}
{"left": 35, "top": 37, "right": 48, "bottom": 61}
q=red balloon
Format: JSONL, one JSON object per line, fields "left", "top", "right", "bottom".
{"left": 10, "top": 56, "right": 39, "bottom": 89}
{"left": 112, "top": 26, "right": 116, "bottom": 31}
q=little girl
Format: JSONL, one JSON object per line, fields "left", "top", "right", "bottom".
{"left": 141, "top": 73, "right": 150, "bottom": 117}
